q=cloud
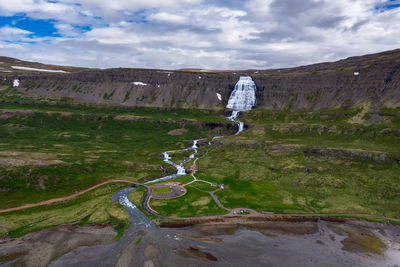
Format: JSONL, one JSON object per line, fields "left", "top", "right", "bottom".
{"left": 0, "top": 0, "right": 76, "bottom": 20}
{"left": 0, "top": 26, "right": 33, "bottom": 41}
{"left": 0, "top": 0, "right": 399, "bottom": 69}
{"left": 148, "top": 12, "right": 187, "bottom": 24}
{"left": 0, "top": 26, "right": 32, "bottom": 35}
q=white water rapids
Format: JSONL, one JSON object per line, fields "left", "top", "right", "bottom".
{"left": 114, "top": 76, "right": 257, "bottom": 225}
{"left": 143, "top": 140, "right": 198, "bottom": 185}
{"left": 226, "top": 76, "right": 257, "bottom": 135}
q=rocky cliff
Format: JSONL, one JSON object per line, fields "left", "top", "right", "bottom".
{"left": 1, "top": 49, "right": 400, "bottom": 111}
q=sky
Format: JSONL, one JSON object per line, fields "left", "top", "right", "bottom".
{"left": 0, "top": 0, "right": 400, "bottom": 70}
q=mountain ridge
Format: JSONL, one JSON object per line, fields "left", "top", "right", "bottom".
{"left": 1, "top": 48, "right": 400, "bottom": 111}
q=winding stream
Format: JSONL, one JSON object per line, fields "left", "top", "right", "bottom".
{"left": 50, "top": 76, "right": 400, "bottom": 266}
{"left": 113, "top": 76, "right": 257, "bottom": 226}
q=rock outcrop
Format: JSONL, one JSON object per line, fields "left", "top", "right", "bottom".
{"left": 1, "top": 49, "right": 400, "bottom": 111}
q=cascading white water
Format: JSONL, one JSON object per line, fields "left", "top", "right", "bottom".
{"left": 142, "top": 139, "right": 199, "bottom": 185}
{"left": 226, "top": 76, "right": 257, "bottom": 135}
{"left": 115, "top": 76, "right": 257, "bottom": 230}
{"left": 226, "top": 76, "right": 257, "bottom": 111}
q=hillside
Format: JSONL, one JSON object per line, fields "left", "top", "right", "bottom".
{"left": 1, "top": 50, "right": 400, "bottom": 266}
{"left": 1, "top": 49, "right": 400, "bottom": 111}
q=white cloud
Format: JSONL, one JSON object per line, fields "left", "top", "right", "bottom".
{"left": 0, "top": 0, "right": 76, "bottom": 19}
{"left": 61, "top": 0, "right": 203, "bottom": 11}
{"left": 85, "top": 27, "right": 141, "bottom": 45}
{"left": 0, "top": 0, "right": 399, "bottom": 69}
{"left": 148, "top": 12, "right": 187, "bottom": 24}
{"left": 0, "top": 26, "right": 33, "bottom": 42}
{"left": 0, "top": 26, "right": 32, "bottom": 36}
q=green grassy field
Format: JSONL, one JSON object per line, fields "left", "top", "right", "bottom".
{"left": 152, "top": 187, "right": 173, "bottom": 194}
{"left": 150, "top": 186, "right": 227, "bottom": 217}
{"left": 0, "top": 101, "right": 231, "bottom": 235}
{"left": 188, "top": 181, "right": 217, "bottom": 192}
{"left": 192, "top": 108, "right": 400, "bottom": 220}
{"left": 0, "top": 103, "right": 229, "bottom": 209}
{"left": 148, "top": 107, "right": 400, "bottom": 221}
{"left": 1, "top": 96, "right": 399, "bottom": 236}
{"left": 0, "top": 183, "right": 129, "bottom": 238}
{"left": 128, "top": 186, "right": 147, "bottom": 206}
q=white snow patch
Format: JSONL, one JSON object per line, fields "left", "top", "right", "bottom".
{"left": 198, "top": 76, "right": 202, "bottom": 79}
{"left": 254, "top": 71, "right": 259, "bottom": 74}
{"left": 11, "top": 66, "right": 68, "bottom": 73}
{"left": 132, "top": 82, "right": 148, "bottom": 86}
{"left": 354, "top": 72, "right": 359, "bottom": 76}
{"left": 168, "top": 73, "right": 171, "bottom": 77}
{"left": 157, "top": 85, "right": 161, "bottom": 88}
{"left": 13, "top": 79, "right": 20, "bottom": 87}
{"left": 216, "top": 93, "right": 222, "bottom": 101}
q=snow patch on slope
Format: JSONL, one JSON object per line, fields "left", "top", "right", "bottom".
{"left": 132, "top": 82, "right": 148, "bottom": 86}
{"left": 13, "top": 79, "right": 20, "bottom": 87}
{"left": 12, "top": 66, "right": 68, "bottom": 73}
{"left": 216, "top": 93, "right": 222, "bottom": 101}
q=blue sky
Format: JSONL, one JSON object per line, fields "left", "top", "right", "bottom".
{"left": 0, "top": 0, "right": 400, "bottom": 69}
{"left": 0, "top": 16, "right": 61, "bottom": 38}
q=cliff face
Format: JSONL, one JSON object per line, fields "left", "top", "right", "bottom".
{"left": 1, "top": 49, "right": 400, "bottom": 111}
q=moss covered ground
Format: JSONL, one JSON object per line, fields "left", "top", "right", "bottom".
{"left": 150, "top": 107, "right": 399, "bottom": 221}
{"left": 192, "top": 108, "right": 400, "bottom": 220}
{"left": 150, "top": 186, "right": 227, "bottom": 218}
{"left": 0, "top": 183, "right": 129, "bottom": 238}
{"left": 0, "top": 101, "right": 230, "bottom": 236}
{"left": 1, "top": 97, "right": 399, "bottom": 235}
{"left": 152, "top": 187, "right": 173, "bottom": 194}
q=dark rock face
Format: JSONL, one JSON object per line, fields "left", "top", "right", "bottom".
{"left": 2, "top": 49, "right": 400, "bottom": 111}
{"left": 304, "top": 147, "right": 391, "bottom": 163}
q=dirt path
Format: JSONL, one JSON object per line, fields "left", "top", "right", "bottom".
{"left": 141, "top": 156, "right": 400, "bottom": 224}
{"left": 209, "top": 189, "right": 230, "bottom": 211}
{"left": 0, "top": 179, "right": 141, "bottom": 214}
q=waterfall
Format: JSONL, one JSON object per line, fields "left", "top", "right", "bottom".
{"left": 227, "top": 76, "right": 257, "bottom": 111}
{"left": 226, "top": 76, "right": 257, "bottom": 135}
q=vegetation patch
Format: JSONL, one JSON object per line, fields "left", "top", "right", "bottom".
{"left": 152, "top": 187, "right": 173, "bottom": 194}
{"left": 0, "top": 183, "right": 129, "bottom": 238}
{"left": 150, "top": 187, "right": 226, "bottom": 217}
{"left": 128, "top": 186, "right": 146, "bottom": 205}
{"left": 0, "top": 104, "right": 225, "bottom": 209}
{"left": 194, "top": 108, "right": 400, "bottom": 220}
{"left": 189, "top": 181, "right": 217, "bottom": 192}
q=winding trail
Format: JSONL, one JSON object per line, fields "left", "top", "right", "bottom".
{"left": 0, "top": 179, "right": 142, "bottom": 214}
{"left": 209, "top": 189, "right": 230, "bottom": 211}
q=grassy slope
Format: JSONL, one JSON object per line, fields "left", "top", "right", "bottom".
{"left": 1, "top": 94, "right": 399, "bottom": 235}
{"left": 121, "top": 108, "right": 400, "bottom": 221}
{"left": 187, "top": 181, "right": 217, "bottom": 192}
{"left": 150, "top": 186, "right": 227, "bottom": 217}
{"left": 0, "top": 103, "right": 225, "bottom": 209}
{"left": 152, "top": 187, "right": 173, "bottom": 194}
{"left": 194, "top": 108, "right": 400, "bottom": 220}
{"left": 0, "top": 183, "right": 129, "bottom": 238}
{"left": 0, "top": 100, "right": 231, "bottom": 236}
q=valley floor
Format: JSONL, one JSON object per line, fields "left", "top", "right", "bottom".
{"left": 1, "top": 218, "right": 399, "bottom": 267}
{"left": 0, "top": 99, "right": 399, "bottom": 266}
